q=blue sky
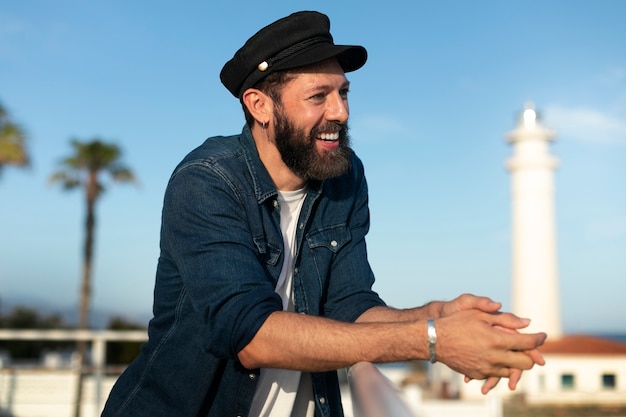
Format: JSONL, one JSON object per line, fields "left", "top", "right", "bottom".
{"left": 1, "top": 1, "right": 624, "bottom": 333}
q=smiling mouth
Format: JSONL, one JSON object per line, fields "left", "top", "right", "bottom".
{"left": 316, "top": 132, "right": 340, "bottom": 142}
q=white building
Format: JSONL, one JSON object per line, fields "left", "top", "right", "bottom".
{"left": 506, "top": 104, "right": 561, "bottom": 339}
{"left": 526, "top": 335, "right": 626, "bottom": 404}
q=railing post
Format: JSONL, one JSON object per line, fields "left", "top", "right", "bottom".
{"left": 92, "top": 335, "right": 106, "bottom": 417}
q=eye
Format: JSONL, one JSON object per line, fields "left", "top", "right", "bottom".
{"left": 309, "top": 92, "right": 326, "bottom": 101}
{"left": 339, "top": 88, "right": 350, "bottom": 99}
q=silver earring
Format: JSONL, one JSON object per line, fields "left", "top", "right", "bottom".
{"left": 261, "top": 121, "right": 270, "bottom": 141}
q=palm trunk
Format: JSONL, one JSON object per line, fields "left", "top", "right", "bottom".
{"left": 73, "top": 172, "right": 97, "bottom": 417}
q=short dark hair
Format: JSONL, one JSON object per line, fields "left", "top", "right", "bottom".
{"left": 242, "top": 70, "right": 297, "bottom": 127}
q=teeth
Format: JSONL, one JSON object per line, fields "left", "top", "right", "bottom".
{"left": 317, "top": 132, "right": 339, "bottom": 141}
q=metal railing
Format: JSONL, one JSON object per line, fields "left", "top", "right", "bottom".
{"left": 348, "top": 362, "right": 419, "bottom": 417}
{"left": 1, "top": 331, "right": 421, "bottom": 417}
{"left": 0, "top": 329, "right": 147, "bottom": 417}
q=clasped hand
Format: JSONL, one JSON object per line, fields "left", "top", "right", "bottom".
{"left": 437, "top": 294, "right": 547, "bottom": 394}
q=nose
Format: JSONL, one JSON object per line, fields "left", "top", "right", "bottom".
{"left": 326, "top": 91, "right": 349, "bottom": 124}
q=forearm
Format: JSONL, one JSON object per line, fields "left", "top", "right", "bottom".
{"left": 356, "top": 303, "right": 444, "bottom": 323}
{"left": 238, "top": 306, "right": 547, "bottom": 384}
{"left": 356, "top": 294, "right": 506, "bottom": 324}
{"left": 237, "top": 311, "right": 429, "bottom": 371}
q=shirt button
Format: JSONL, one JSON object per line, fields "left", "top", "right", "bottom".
{"left": 299, "top": 223, "right": 304, "bottom": 229}
{"left": 294, "top": 267, "right": 299, "bottom": 274}
{"left": 273, "top": 200, "right": 278, "bottom": 208}
{"left": 319, "top": 397, "right": 326, "bottom": 404}
{"left": 249, "top": 373, "right": 256, "bottom": 380}
{"left": 330, "top": 240, "right": 337, "bottom": 247}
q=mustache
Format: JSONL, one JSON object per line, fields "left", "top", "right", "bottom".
{"left": 311, "top": 122, "right": 348, "bottom": 137}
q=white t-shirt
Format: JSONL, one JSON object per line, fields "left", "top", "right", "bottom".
{"left": 248, "top": 188, "right": 315, "bottom": 417}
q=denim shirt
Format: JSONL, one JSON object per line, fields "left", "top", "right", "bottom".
{"left": 102, "top": 125, "right": 385, "bottom": 417}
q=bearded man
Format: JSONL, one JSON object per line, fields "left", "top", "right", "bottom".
{"left": 102, "top": 11, "right": 546, "bottom": 417}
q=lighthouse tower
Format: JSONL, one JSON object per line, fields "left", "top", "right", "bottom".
{"left": 506, "top": 104, "right": 562, "bottom": 339}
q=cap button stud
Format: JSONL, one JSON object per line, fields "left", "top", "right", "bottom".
{"left": 258, "top": 61, "right": 269, "bottom": 71}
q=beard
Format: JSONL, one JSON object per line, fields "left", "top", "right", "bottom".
{"left": 273, "top": 108, "right": 352, "bottom": 181}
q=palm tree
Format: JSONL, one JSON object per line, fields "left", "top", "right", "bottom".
{"left": 50, "top": 138, "right": 135, "bottom": 417}
{"left": 0, "top": 102, "right": 29, "bottom": 176}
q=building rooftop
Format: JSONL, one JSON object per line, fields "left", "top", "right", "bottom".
{"left": 540, "top": 335, "right": 626, "bottom": 355}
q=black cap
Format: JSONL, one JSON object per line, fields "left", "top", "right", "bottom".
{"left": 220, "top": 11, "right": 367, "bottom": 98}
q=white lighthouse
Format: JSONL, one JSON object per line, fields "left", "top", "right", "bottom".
{"left": 506, "top": 103, "right": 562, "bottom": 339}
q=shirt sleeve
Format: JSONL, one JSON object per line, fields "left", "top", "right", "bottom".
{"left": 160, "top": 160, "right": 283, "bottom": 360}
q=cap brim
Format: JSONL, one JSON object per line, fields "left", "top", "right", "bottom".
{"left": 274, "top": 43, "right": 367, "bottom": 73}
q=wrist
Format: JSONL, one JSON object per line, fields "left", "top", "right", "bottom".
{"left": 423, "top": 300, "right": 445, "bottom": 319}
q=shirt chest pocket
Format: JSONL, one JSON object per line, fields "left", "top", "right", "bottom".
{"left": 305, "top": 225, "right": 351, "bottom": 254}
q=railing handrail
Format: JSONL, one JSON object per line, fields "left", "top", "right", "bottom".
{"left": 348, "top": 362, "right": 419, "bottom": 417}
{"left": 0, "top": 329, "right": 147, "bottom": 342}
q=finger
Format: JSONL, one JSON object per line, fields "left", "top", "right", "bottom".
{"left": 493, "top": 324, "right": 519, "bottom": 334}
{"left": 458, "top": 294, "right": 501, "bottom": 313}
{"left": 511, "top": 332, "right": 548, "bottom": 353}
{"left": 526, "top": 348, "right": 546, "bottom": 366}
{"left": 489, "top": 312, "right": 532, "bottom": 330}
{"left": 492, "top": 325, "right": 548, "bottom": 353}
{"left": 493, "top": 325, "right": 548, "bottom": 364}
{"left": 502, "top": 349, "right": 540, "bottom": 371}
{"left": 465, "top": 366, "right": 513, "bottom": 380}
{"left": 481, "top": 377, "right": 501, "bottom": 394}
{"left": 476, "top": 299, "right": 502, "bottom": 314}
{"left": 508, "top": 368, "right": 522, "bottom": 390}
{"left": 443, "top": 294, "right": 501, "bottom": 317}
{"left": 464, "top": 375, "right": 501, "bottom": 395}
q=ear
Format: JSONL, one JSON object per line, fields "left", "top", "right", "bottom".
{"left": 242, "top": 88, "right": 272, "bottom": 126}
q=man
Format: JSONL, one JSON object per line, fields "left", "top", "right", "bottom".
{"left": 102, "top": 11, "right": 546, "bottom": 417}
